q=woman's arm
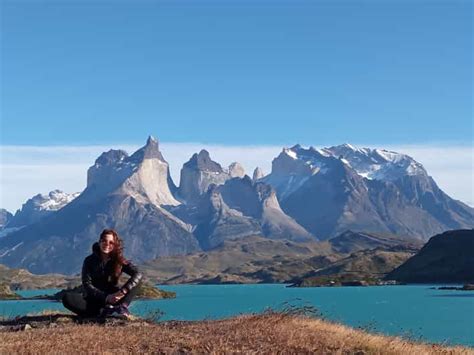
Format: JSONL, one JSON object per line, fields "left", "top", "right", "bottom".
{"left": 120, "top": 261, "right": 143, "bottom": 294}
{"left": 82, "top": 258, "right": 107, "bottom": 302}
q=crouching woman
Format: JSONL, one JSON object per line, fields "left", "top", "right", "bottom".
{"left": 62, "top": 229, "right": 142, "bottom": 318}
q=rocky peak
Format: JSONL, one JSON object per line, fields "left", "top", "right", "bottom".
{"left": 179, "top": 150, "right": 230, "bottom": 204}
{"left": 0, "top": 209, "right": 13, "bottom": 229}
{"left": 129, "top": 135, "right": 165, "bottom": 163}
{"left": 94, "top": 149, "right": 128, "bottom": 167}
{"left": 252, "top": 167, "right": 264, "bottom": 182}
{"left": 86, "top": 137, "right": 180, "bottom": 206}
{"left": 263, "top": 145, "right": 336, "bottom": 199}
{"left": 22, "top": 190, "right": 80, "bottom": 212}
{"left": 6, "top": 190, "right": 80, "bottom": 228}
{"left": 228, "top": 162, "right": 245, "bottom": 178}
{"left": 185, "top": 150, "right": 223, "bottom": 172}
{"left": 118, "top": 137, "right": 180, "bottom": 206}
{"left": 326, "top": 144, "right": 427, "bottom": 181}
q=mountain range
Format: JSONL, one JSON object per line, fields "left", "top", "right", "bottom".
{"left": 263, "top": 144, "right": 473, "bottom": 239}
{"left": 0, "top": 136, "right": 472, "bottom": 274}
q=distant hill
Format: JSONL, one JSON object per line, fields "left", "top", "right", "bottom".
{"left": 291, "top": 244, "right": 417, "bottom": 287}
{"left": 0, "top": 264, "right": 77, "bottom": 290}
{"left": 142, "top": 232, "right": 419, "bottom": 284}
{"left": 386, "top": 229, "right": 474, "bottom": 283}
{"left": 142, "top": 236, "right": 339, "bottom": 284}
{"left": 326, "top": 230, "right": 423, "bottom": 254}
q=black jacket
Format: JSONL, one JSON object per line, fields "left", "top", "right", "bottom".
{"left": 82, "top": 242, "right": 142, "bottom": 302}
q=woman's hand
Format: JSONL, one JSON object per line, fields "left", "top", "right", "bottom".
{"left": 105, "top": 290, "right": 125, "bottom": 304}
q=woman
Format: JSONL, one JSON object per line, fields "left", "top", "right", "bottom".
{"left": 62, "top": 229, "right": 142, "bottom": 318}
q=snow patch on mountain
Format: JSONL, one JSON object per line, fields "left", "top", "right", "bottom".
{"left": 285, "top": 149, "right": 298, "bottom": 160}
{"left": 17, "top": 190, "right": 81, "bottom": 213}
{"left": 0, "top": 241, "right": 23, "bottom": 258}
{"left": 263, "top": 145, "right": 333, "bottom": 199}
{"left": 326, "top": 144, "right": 427, "bottom": 181}
{"left": 35, "top": 190, "right": 81, "bottom": 211}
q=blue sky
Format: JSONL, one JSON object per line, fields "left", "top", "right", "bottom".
{"left": 1, "top": 0, "right": 472, "bottom": 146}
{"left": 0, "top": 1, "right": 472, "bottom": 211}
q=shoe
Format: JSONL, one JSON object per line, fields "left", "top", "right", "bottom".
{"left": 115, "top": 304, "right": 132, "bottom": 320}
{"left": 99, "top": 304, "right": 116, "bottom": 318}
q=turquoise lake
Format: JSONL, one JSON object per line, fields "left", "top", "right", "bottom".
{"left": 1, "top": 284, "right": 473, "bottom": 347}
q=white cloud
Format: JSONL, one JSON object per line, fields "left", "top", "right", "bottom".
{"left": 0, "top": 142, "right": 472, "bottom": 212}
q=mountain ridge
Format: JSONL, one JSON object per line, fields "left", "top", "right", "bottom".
{"left": 0, "top": 138, "right": 472, "bottom": 274}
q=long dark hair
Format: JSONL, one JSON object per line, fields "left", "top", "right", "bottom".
{"left": 99, "top": 229, "right": 127, "bottom": 284}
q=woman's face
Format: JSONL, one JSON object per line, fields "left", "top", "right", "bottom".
{"left": 99, "top": 233, "right": 115, "bottom": 255}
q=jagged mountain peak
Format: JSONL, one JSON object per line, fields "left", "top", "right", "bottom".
{"left": 266, "top": 145, "right": 339, "bottom": 199}
{"left": 95, "top": 149, "right": 129, "bottom": 167}
{"left": 228, "top": 162, "right": 245, "bottom": 178}
{"left": 129, "top": 135, "right": 165, "bottom": 162}
{"left": 276, "top": 145, "right": 359, "bottom": 183}
{"left": 147, "top": 135, "right": 157, "bottom": 144}
{"left": 279, "top": 143, "right": 427, "bottom": 182}
{"left": 252, "top": 167, "right": 264, "bottom": 182}
{"left": 85, "top": 136, "right": 179, "bottom": 206}
{"left": 326, "top": 144, "right": 427, "bottom": 181}
{"left": 264, "top": 143, "right": 473, "bottom": 240}
{"left": 24, "top": 189, "right": 80, "bottom": 212}
{"left": 5, "top": 190, "right": 81, "bottom": 228}
{"left": 0, "top": 209, "right": 13, "bottom": 229}
{"left": 283, "top": 144, "right": 334, "bottom": 161}
{"left": 185, "top": 150, "right": 223, "bottom": 172}
{"left": 179, "top": 150, "right": 229, "bottom": 203}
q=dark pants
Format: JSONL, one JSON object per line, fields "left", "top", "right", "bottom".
{"left": 62, "top": 287, "right": 138, "bottom": 317}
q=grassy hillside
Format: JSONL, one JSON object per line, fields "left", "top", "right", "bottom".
{"left": 0, "top": 313, "right": 471, "bottom": 354}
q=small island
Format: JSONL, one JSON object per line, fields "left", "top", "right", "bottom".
{"left": 0, "top": 282, "right": 175, "bottom": 301}
{"left": 48, "top": 283, "right": 175, "bottom": 301}
{"left": 436, "top": 284, "right": 474, "bottom": 291}
{"left": 289, "top": 274, "right": 401, "bottom": 287}
{"left": 0, "top": 283, "right": 22, "bottom": 300}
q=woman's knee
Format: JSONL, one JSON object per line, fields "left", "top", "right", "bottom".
{"left": 61, "top": 291, "right": 74, "bottom": 309}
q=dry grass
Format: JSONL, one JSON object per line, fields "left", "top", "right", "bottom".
{"left": 0, "top": 313, "right": 472, "bottom": 354}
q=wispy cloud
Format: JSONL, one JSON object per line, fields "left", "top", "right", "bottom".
{"left": 0, "top": 142, "right": 472, "bottom": 212}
